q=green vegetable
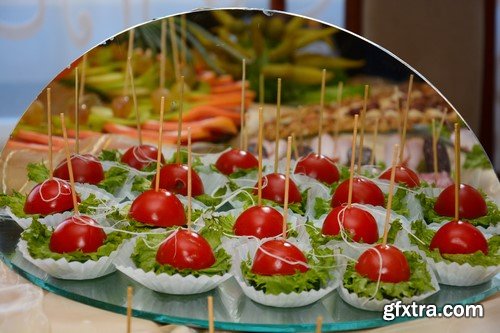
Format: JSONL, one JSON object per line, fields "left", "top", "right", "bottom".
{"left": 131, "top": 176, "right": 151, "bottom": 193}
{"left": 241, "top": 246, "right": 335, "bottom": 295}
{"left": 389, "top": 188, "right": 410, "bottom": 217}
{"left": 21, "top": 218, "right": 129, "bottom": 262}
{"left": 464, "top": 145, "right": 492, "bottom": 170}
{"left": 167, "top": 150, "right": 203, "bottom": 169}
{"left": 78, "top": 194, "right": 106, "bottom": 215}
{"left": 0, "top": 191, "right": 30, "bottom": 218}
{"left": 98, "top": 166, "right": 130, "bottom": 194}
{"left": 132, "top": 233, "right": 231, "bottom": 277}
{"left": 99, "top": 149, "right": 122, "bottom": 162}
{"left": 198, "top": 214, "right": 235, "bottom": 249}
{"left": 313, "top": 197, "right": 331, "bottom": 219}
{"left": 343, "top": 251, "right": 435, "bottom": 300}
{"left": 416, "top": 192, "right": 499, "bottom": 227}
{"left": 27, "top": 162, "right": 49, "bottom": 183}
{"left": 410, "top": 220, "right": 500, "bottom": 267}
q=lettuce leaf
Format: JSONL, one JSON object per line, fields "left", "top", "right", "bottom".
{"left": 389, "top": 188, "right": 410, "bottom": 217}
{"left": 343, "top": 251, "right": 435, "bottom": 300}
{"left": 98, "top": 166, "right": 130, "bottom": 194}
{"left": 313, "top": 197, "right": 331, "bottom": 219}
{"left": 21, "top": 218, "right": 129, "bottom": 262}
{"left": 463, "top": 145, "right": 491, "bottom": 170}
{"left": 27, "top": 162, "right": 49, "bottom": 183}
{"left": 131, "top": 176, "right": 151, "bottom": 193}
{"left": 78, "top": 194, "right": 107, "bottom": 215}
{"left": 410, "top": 220, "right": 500, "bottom": 267}
{"left": 198, "top": 214, "right": 235, "bottom": 248}
{"left": 132, "top": 233, "right": 231, "bottom": 277}
{"left": 99, "top": 149, "right": 122, "bottom": 162}
{"left": 167, "top": 150, "right": 202, "bottom": 169}
{"left": 241, "top": 246, "right": 335, "bottom": 295}
{"left": 0, "top": 191, "right": 31, "bottom": 218}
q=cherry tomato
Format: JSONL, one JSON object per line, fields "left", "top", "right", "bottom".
{"left": 294, "top": 153, "right": 340, "bottom": 185}
{"left": 49, "top": 215, "right": 106, "bottom": 253}
{"left": 24, "top": 178, "right": 79, "bottom": 216}
{"left": 129, "top": 189, "right": 186, "bottom": 227}
{"left": 355, "top": 244, "right": 410, "bottom": 283}
{"left": 253, "top": 173, "right": 302, "bottom": 205}
{"left": 53, "top": 154, "right": 104, "bottom": 185}
{"left": 233, "top": 205, "right": 283, "bottom": 239}
{"left": 156, "top": 229, "right": 215, "bottom": 270}
{"left": 434, "top": 183, "right": 487, "bottom": 219}
{"left": 251, "top": 239, "right": 309, "bottom": 276}
{"left": 215, "top": 149, "right": 258, "bottom": 175}
{"left": 379, "top": 165, "right": 420, "bottom": 188}
{"left": 152, "top": 163, "right": 204, "bottom": 196}
{"left": 331, "top": 177, "right": 384, "bottom": 208}
{"left": 429, "top": 220, "right": 488, "bottom": 255}
{"left": 322, "top": 206, "right": 379, "bottom": 244}
{"left": 121, "top": 144, "right": 163, "bottom": 171}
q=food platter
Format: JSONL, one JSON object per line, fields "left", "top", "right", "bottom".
{"left": 0, "top": 8, "right": 499, "bottom": 333}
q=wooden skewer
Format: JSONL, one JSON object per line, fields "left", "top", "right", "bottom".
{"left": 432, "top": 119, "right": 438, "bottom": 182}
{"left": 369, "top": 116, "right": 380, "bottom": 166}
{"left": 394, "top": 86, "right": 401, "bottom": 138}
{"left": 399, "top": 74, "right": 414, "bottom": 164}
{"left": 128, "top": 60, "right": 142, "bottom": 145}
{"left": 78, "top": 54, "right": 87, "bottom": 105}
{"left": 257, "top": 107, "right": 264, "bottom": 207}
{"left": 240, "top": 59, "right": 246, "bottom": 151}
{"left": 47, "top": 88, "right": 53, "bottom": 179}
{"left": 126, "top": 286, "right": 133, "bottom": 333}
{"left": 123, "top": 29, "right": 135, "bottom": 96}
{"left": 318, "top": 69, "right": 327, "bottom": 156}
{"left": 382, "top": 144, "right": 400, "bottom": 246}
{"left": 176, "top": 76, "right": 185, "bottom": 163}
{"left": 207, "top": 296, "right": 214, "bottom": 333}
{"left": 315, "top": 316, "right": 323, "bottom": 333}
{"left": 259, "top": 73, "right": 264, "bottom": 107}
{"left": 60, "top": 113, "right": 79, "bottom": 216}
{"left": 282, "top": 136, "right": 292, "bottom": 239}
{"left": 168, "top": 17, "right": 180, "bottom": 81}
{"left": 160, "top": 19, "right": 167, "bottom": 90}
{"left": 180, "top": 14, "right": 187, "bottom": 69}
{"left": 155, "top": 97, "right": 165, "bottom": 192}
{"left": 274, "top": 78, "right": 282, "bottom": 173}
{"left": 347, "top": 115, "right": 359, "bottom": 209}
{"left": 437, "top": 107, "right": 448, "bottom": 137}
{"left": 357, "top": 85, "right": 369, "bottom": 171}
{"left": 74, "top": 67, "right": 79, "bottom": 154}
{"left": 292, "top": 132, "right": 299, "bottom": 161}
{"left": 333, "top": 81, "right": 343, "bottom": 160}
{"left": 187, "top": 127, "right": 192, "bottom": 230}
{"left": 454, "top": 123, "right": 461, "bottom": 221}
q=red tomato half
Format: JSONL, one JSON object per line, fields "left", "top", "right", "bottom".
{"left": 379, "top": 165, "right": 420, "bottom": 188}
{"left": 53, "top": 154, "right": 104, "bottom": 185}
{"left": 331, "top": 177, "right": 384, "bottom": 208}
{"left": 294, "top": 153, "right": 340, "bottom": 185}
{"left": 251, "top": 239, "right": 308, "bottom": 276}
{"left": 129, "top": 189, "right": 186, "bottom": 227}
{"left": 253, "top": 173, "right": 302, "bottom": 205}
{"left": 215, "top": 149, "right": 258, "bottom": 175}
{"left": 233, "top": 205, "right": 283, "bottom": 239}
{"left": 156, "top": 229, "right": 216, "bottom": 270}
{"left": 24, "top": 178, "right": 79, "bottom": 216}
{"left": 49, "top": 215, "right": 106, "bottom": 253}
{"left": 152, "top": 163, "right": 204, "bottom": 196}
{"left": 429, "top": 220, "right": 488, "bottom": 255}
{"left": 121, "top": 145, "right": 163, "bottom": 170}
{"left": 355, "top": 244, "right": 410, "bottom": 283}
{"left": 434, "top": 183, "right": 488, "bottom": 219}
{"left": 322, "top": 206, "right": 379, "bottom": 244}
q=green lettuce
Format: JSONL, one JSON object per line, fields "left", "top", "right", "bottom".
{"left": 99, "top": 149, "right": 122, "bottom": 162}
{"left": 313, "top": 197, "right": 331, "bottom": 219}
{"left": 389, "top": 187, "right": 410, "bottom": 217}
{"left": 98, "top": 166, "right": 130, "bottom": 194}
{"left": 410, "top": 220, "right": 500, "bottom": 267}
{"left": 0, "top": 191, "right": 30, "bottom": 218}
{"left": 132, "top": 233, "right": 231, "bottom": 277}
{"left": 78, "top": 194, "right": 106, "bottom": 215}
{"left": 198, "top": 214, "right": 236, "bottom": 248}
{"left": 21, "top": 218, "right": 129, "bottom": 262}
{"left": 463, "top": 145, "right": 492, "bottom": 170}
{"left": 27, "top": 162, "right": 49, "bottom": 183}
{"left": 343, "top": 251, "right": 435, "bottom": 300}
{"left": 167, "top": 150, "right": 202, "bottom": 169}
{"left": 131, "top": 176, "right": 151, "bottom": 193}
{"left": 241, "top": 246, "right": 335, "bottom": 295}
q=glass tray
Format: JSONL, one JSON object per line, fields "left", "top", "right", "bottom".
{"left": 0, "top": 218, "right": 498, "bottom": 332}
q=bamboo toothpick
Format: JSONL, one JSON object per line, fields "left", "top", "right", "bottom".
{"left": 128, "top": 60, "right": 142, "bottom": 145}
{"left": 454, "top": 123, "right": 461, "bottom": 221}
{"left": 315, "top": 316, "right": 323, "bottom": 333}
{"left": 382, "top": 144, "right": 400, "bottom": 246}
{"left": 369, "top": 116, "right": 380, "bottom": 166}
{"left": 357, "top": 85, "right": 369, "bottom": 171}
{"left": 176, "top": 76, "right": 185, "bottom": 163}
{"left": 160, "top": 19, "right": 167, "bottom": 89}
{"left": 347, "top": 115, "right": 359, "bottom": 208}
{"left": 282, "top": 136, "right": 292, "bottom": 239}
{"left": 47, "top": 88, "right": 53, "bottom": 179}
{"left": 60, "top": 113, "right": 79, "bottom": 216}
{"left": 123, "top": 29, "right": 135, "bottom": 96}
{"left": 126, "top": 286, "right": 133, "bottom": 333}
{"left": 259, "top": 73, "right": 264, "bottom": 107}
{"left": 180, "top": 14, "right": 187, "bottom": 69}
{"left": 187, "top": 127, "right": 192, "bottom": 230}
{"left": 292, "top": 132, "right": 299, "bottom": 160}
{"left": 74, "top": 67, "right": 79, "bottom": 154}
{"left": 318, "top": 69, "right": 326, "bottom": 156}
{"left": 168, "top": 17, "right": 180, "bottom": 81}
{"left": 274, "top": 78, "right": 282, "bottom": 173}
{"left": 399, "top": 74, "right": 414, "bottom": 163}
{"left": 240, "top": 59, "right": 246, "bottom": 150}
{"left": 394, "top": 86, "right": 401, "bottom": 138}
{"left": 257, "top": 107, "right": 264, "bottom": 207}
{"left": 78, "top": 54, "right": 87, "bottom": 105}
{"left": 208, "top": 296, "right": 214, "bottom": 333}
{"left": 432, "top": 119, "right": 438, "bottom": 181}
{"left": 155, "top": 97, "right": 165, "bottom": 192}
{"left": 333, "top": 82, "right": 343, "bottom": 159}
